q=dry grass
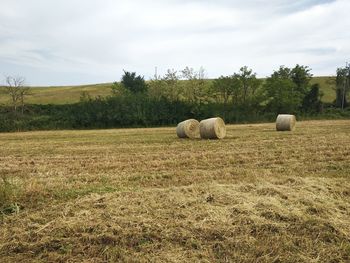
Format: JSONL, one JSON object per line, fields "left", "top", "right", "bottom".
{"left": 0, "top": 83, "right": 113, "bottom": 105}
{"left": 0, "top": 120, "right": 350, "bottom": 262}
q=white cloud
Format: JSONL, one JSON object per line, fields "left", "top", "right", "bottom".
{"left": 0, "top": 0, "right": 348, "bottom": 85}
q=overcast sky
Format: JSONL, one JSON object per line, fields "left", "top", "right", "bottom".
{"left": 0, "top": 0, "right": 349, "bottom": 86}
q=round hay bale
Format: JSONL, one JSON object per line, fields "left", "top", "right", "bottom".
{"left": 176, "top": 119, "right": 200, "bottom": 139}
{"left": 199, "top": 117, "right": 226, "bottom": 139}
{"left": 276, "top": 114, "right": 296, "bottom": 131}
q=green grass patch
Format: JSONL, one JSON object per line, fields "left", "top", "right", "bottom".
{"left": 0, "top": 175, "right": 21, "bottom": 217}
{"left": 52, "top": 184, "right": 120, "bottom": 200}
{"left": 310, "top": 76, "right": 337, "bottom": 103}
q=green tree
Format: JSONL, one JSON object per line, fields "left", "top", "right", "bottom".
{"left": 148, "top": 69, "right": 183, "bottom": 101}
{"left": 120, "top": 71, "right": 148, "bottom": 94}
{"left": 212, "top": 75, "right": 240, "bottom": 117}
{"left": 335, "top": 65, "right": 350, "bottom": 109}
{"left": 263, "top": 66, "right": 302, "bottom": 113}
{"left": 302, "top": 83, "right": 323, "bottom": 113}
{"left": 263, "top": 65, "right": 318, "bottom": 114}
{"left": 234, "top": 66, "right": 262, "bottom": 104}
{"left": 290, "top": 64, "right": 313, "bottom": 95}
{"left": 181, "top": 67, "right": 208, "bottom": 105}
{"left": 212, "top": 76, "right": 235, "bottom": 105}
{"left": 163, "top": 69, "right": 182, "bottom": 101}
{"left": 148, "top": 78, "right": 166, "bottom": 100}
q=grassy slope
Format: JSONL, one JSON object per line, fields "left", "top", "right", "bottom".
{"left": 0, "top": 120, "right": 349, "bottom": 262}
{"left": 0, "top": 83, "right": 114, "bottom": 105}
{"left": 310, "top": 76, "right": 336, "bottom": 103}
{"left": 0, "top": 76, "right": 338, "bottom": 105}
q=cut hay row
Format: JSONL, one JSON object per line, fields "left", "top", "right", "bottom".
{"left": 1, "top": 120, "right": 349, "bottom": 262}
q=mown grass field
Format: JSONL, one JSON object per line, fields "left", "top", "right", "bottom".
{"left": 0, "top": 76, "right": 337, "bottom": 105}
{"left": 0, "top": 120, "right": 349, "bottom": 262}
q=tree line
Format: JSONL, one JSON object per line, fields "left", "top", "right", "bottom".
{"left": 0, "top": 64, "right": 349, "bottom": 132}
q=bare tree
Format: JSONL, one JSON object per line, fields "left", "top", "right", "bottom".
{"left": 4, "top": 76, "right": 30, "bottom": 114}
{"left": 181, "top": 66, "right": 208, "bottom": 104}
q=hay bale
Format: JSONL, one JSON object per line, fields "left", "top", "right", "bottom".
{"left": 176, "top": 119, "right": 200, "bottom": 139}
{"left": 199, "top": 117, "right": 226, "bottom": 139}
{"left": 276, "top": 114, "right": 296, "bottom": 131}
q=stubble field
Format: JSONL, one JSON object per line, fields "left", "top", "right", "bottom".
{"left": 0, "top": 120, "right": 350, "bottom": 262}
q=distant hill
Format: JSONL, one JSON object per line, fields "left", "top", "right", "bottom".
{"left": 0, "top": 83, "right": 114, "bottom": 105}
{"left": 0, "top": 76, "right": 336, "bottom": 105}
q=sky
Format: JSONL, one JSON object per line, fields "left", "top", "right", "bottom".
{"left": 0, "top": 0, "right": 349, "bottom": 86}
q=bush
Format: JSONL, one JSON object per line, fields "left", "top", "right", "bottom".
{"left": 0, "top": 95, "right": 349, "bottom": 133}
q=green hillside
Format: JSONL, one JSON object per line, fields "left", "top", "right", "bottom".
{"left": 310, "top": 76, "right": 336, "bottom": 103}
{"left": 0, "top": 76, "right": 337, "bottom": 105}
{"left": 0, "top": 83, "right": 113, "bottom": 105}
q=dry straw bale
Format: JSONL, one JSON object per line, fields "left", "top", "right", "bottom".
{"left": 276, "top": 114, "right": 296, "bottom": 131}
{"left": 176, "top": 119, "right": 200, "bottom": 139}
{"left": 199, "top": 117, "right": 226, "bottom": 139}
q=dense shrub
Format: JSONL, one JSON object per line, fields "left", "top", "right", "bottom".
{"left": 2, "top": 95, "right": 347, "bottom": 132}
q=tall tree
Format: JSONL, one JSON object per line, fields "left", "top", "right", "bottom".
{"left": 120, "top": 71, "right": 148, "bottom": 94}
{"left": 212, "top": 76, "right": 235, "bottom": 105}
{"left": 4, "top": 76, "right": 29, "bottom": 114}
{"left": 234, "top": 66, "right": 262, "bottom": 104}
{"left": 263, "top": 65, "right": 318, "bottom": 113}
{"left": 181, "top": 66, "right": 208, "bottom": 104}
{"left": 290, "top": 64, "right": 313, "bottom": 95}
{"left": 163, "top": 69, "right": 182, "bottom": 101}
{"left": 212, "top": 75, "right": 240, "bottom": 117}
{"left": 302, "top": 83, "right": 323, "bottom": 113}
{"left": 335, "top": 65, "right": 350, "bottom": 109}
{"left": 263, "top": 66, "right": 302, "bottom": 113}
{"left": 148, "top": 69, "right": 183, "bottom": 101}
